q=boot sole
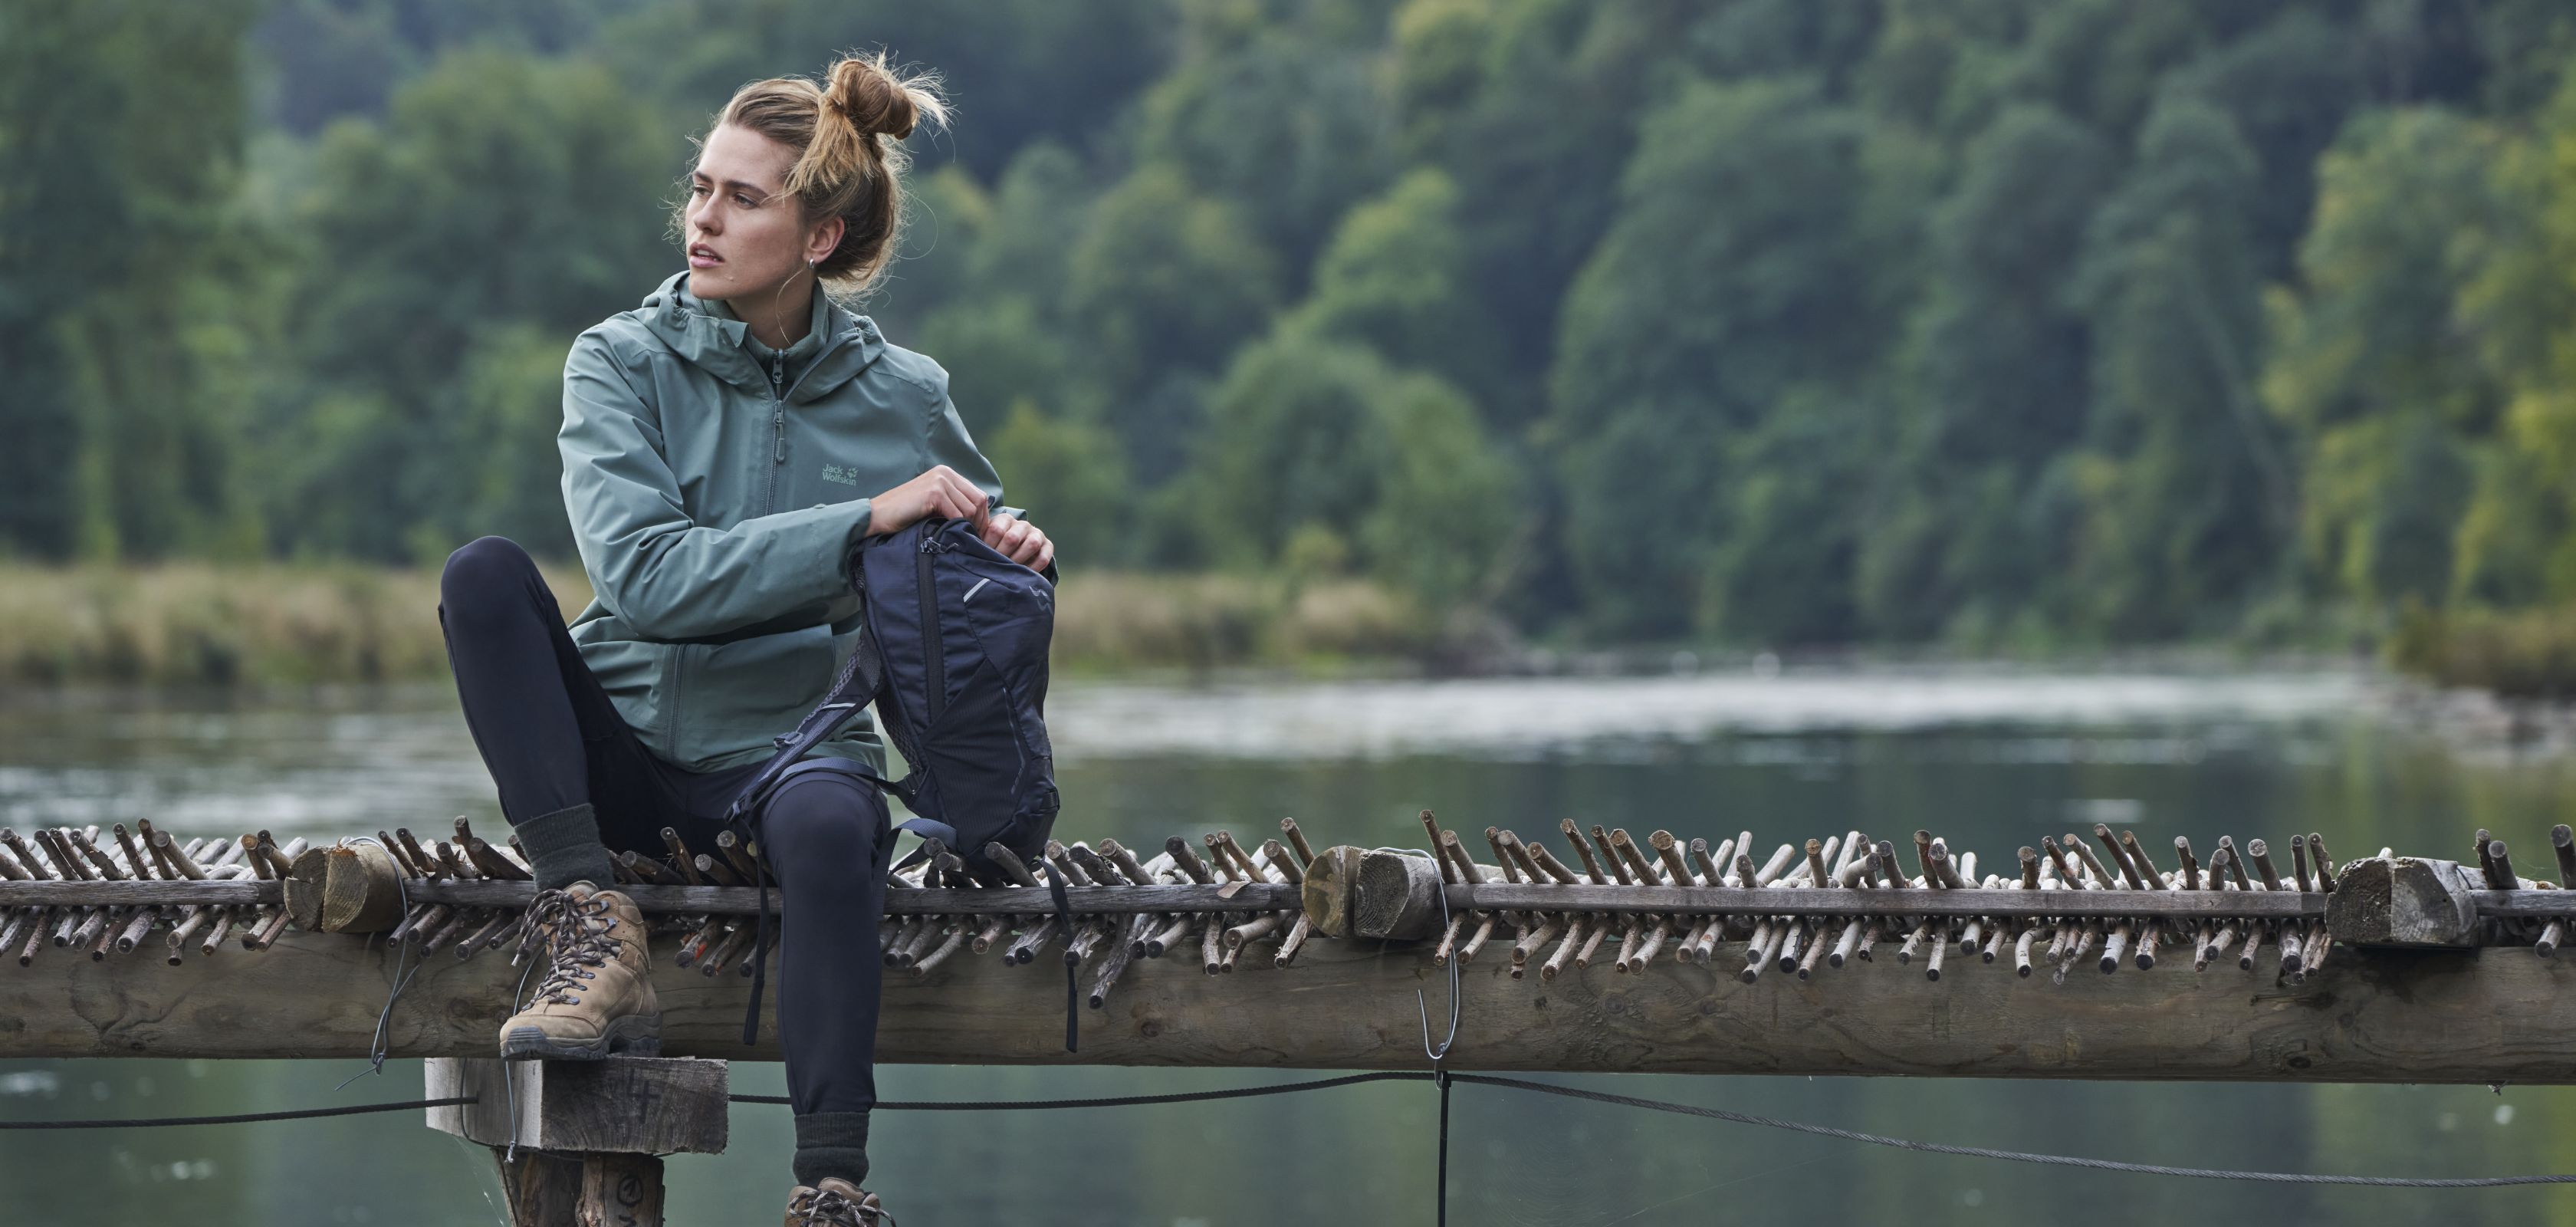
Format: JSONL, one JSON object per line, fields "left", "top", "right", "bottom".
{"left": 499, "top": 1012, "right": 662, "bottom": 1061}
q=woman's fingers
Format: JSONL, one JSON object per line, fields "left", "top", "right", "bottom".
{"left": 870, "top": 465, "right": 994, "bottom": 535}
{"left": 1010, "top": 525, "right": 1047, "bottom": 567}
{"left": 941, "top": 471, "right": 991, "bottom": 526}
{"left": 974, "top": 513, "right": 1046, "bottom": 566}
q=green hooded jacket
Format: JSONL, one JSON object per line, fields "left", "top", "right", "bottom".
{"left": 558, "top": 270, "right": 1014, "bottom": 774}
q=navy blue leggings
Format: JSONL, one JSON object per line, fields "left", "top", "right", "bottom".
{"left": 438, "top": 535, "right": 887, "bottom": 1117}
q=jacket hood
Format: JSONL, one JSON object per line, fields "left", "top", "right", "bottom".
{"left": 636, "top": 269, "right": 886, "bottom": 403}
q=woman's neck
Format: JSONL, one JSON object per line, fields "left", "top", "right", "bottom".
{"left": 724, "top": 277, "right": 816, "bottom": 350}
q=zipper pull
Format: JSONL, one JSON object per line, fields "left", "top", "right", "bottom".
{"left": 773, "top": 406, "right": 786, "bottom": 464}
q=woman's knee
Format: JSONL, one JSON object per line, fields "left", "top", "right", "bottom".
{"left": 440, "top": 537, "right": 541, "bottom": 632}
{"left": 758, "top": 773, "right": 888, "bottom": 871}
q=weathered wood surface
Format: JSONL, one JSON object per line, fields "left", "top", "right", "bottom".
{"left": 9, "top": 928, "right": 2576, "bottom": 1083}
{"left": 493, "top": 1149, "right": 583, "bottom": 1226}
{"left": 0, "top": 879, "right": 1303, "bottom": 915}
{"left": 1448, "top": 883, "right": 2333, "bottom": 918}
{"left": 2328, "top": 858, "right": 2481, "bottom": 946}
{"left": 21, "top": 875, "right": 2576, "bottom": 923}
{"left": 426, "top": 1057, "right": 728, "bottom": 1154}
{"left": 577, "top": 1152, "right": 665, "bottom": 1227}
{"left": 0, "top": 880, "right": 282, "bottom": 906}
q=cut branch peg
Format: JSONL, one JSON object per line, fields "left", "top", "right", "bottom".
{"left": 2039, "top": 837, "right": 2079, "bottom": 891}
{"left": 2064, "top": 834, "right": 2118, "bottom": 890}
{"left": 396, "top": 829, "right": 444, "bottom": 880}
{"left": 1280, "top": 817, "right": 1316, "bottom": 870}
{"left": 1560, "top": 820, "right": 1608, "bottom": 884}
{"left": 2092, "top": 825, "right": 2144, "bottom": 890}
{"left": 1589, "top": 825, "right": 1631, "bottom": 886}
{"left": 2119, "top": 832, "right": 2166, "bottom": 889}
{"left": 2249, "top": 840, "right": 2285, "bottom": 893}
{"left": 662, "top": 829, "right": 705, "bottom": 887}
{"left": 2490, "top": 840, "right": 2519, "bottom": 893}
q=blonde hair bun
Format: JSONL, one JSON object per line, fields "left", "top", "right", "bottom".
{"left": 825, "top": 51, "right": 945, "bottom": 141}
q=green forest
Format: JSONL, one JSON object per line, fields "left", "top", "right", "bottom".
{"left": 12, "top": 0, "right": 2576, "bottom": 669}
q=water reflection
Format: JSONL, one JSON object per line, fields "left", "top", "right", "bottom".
{"left": 5, "top": 670, "right": 2576, "bottom": 1225}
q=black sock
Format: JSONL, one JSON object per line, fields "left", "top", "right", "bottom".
{"left": 514, "top": 803, "right": 614, "bottom": 891}
{"left": 794, "top": 1110, "right": 872, "bottom": 1188}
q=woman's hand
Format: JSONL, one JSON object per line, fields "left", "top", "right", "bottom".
{"left": 869, "top": 465, "right": 991, "bottom": 535}
{"left": 981, "top": 513, "right": 1053, "bottom": 571}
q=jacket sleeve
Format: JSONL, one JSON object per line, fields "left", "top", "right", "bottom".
{"left": 925, "top": 369, "right": 1020, "bottom": 522}
{"left": 559, "top": 332, "right": 870, "bottom": 641}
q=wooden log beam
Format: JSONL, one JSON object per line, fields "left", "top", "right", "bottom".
{"left": 1444, "top": 883, "right": 2330, "bottom": 919}
{"left": 0, "top": 879, "right": 1304, "bottom": 916}
{"left": 7, "top": 928, "right": 2576, "bottom": 1084}
{"left": 17, "top": 874, "right": 2576, "bottom": 925}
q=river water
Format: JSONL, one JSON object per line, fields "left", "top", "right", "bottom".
{"left": 3, "top": 666, "right": 2573, "bottom": 1225}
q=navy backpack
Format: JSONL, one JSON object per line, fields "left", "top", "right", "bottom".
{"left": 727, "top": 515, "right": 1064, "bottom": 1043}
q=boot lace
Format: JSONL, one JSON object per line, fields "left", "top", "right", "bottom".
{"left": 514, "top": 888, "right": 621, "bottom": 1005}
{"left": 789, "top": 1185, "right": 892, "bottom": 1226}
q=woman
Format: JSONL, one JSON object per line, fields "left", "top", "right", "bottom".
{"left": 438, "top": 52, "right": 1050, "bottom": 1225}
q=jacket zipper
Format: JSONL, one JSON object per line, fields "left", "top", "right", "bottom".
{"left": 766, "top": 351, "right": 786, "bottom": 510}
{"left": 919, "top": 533, "right": 945, "bottom": 724}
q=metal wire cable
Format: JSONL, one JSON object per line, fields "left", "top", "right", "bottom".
{"left": 1447, "top": 1074, "right": 2576, "bottom": 1189}
{"left": 8, "top": 1060, "right": 2573, "bottom": 1190}
{"left": 0, "top": 1098, "right": 475, "bottom": 1130}
{"left": 725, "top": 1071, "right": 1429, "bottom": 1110}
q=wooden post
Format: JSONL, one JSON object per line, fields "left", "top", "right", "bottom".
{"left": 1351, "top": 849, "right": 1446, "bottom": 940}
{"left": 495, "top": 1150, "right": 583, "bottom": 1225}
{"left": 580, "top": 1152, "right": 668, "bottom": 1227}
{"left": 1300, "top": 845, "right": 1362, "bottom": 938}
{"left": 2325, "top": 857, "right": 2480, "bottom": 947}
{"left": 286, "top": 840, "right": 404, "bottom": 934}
{"left": 426, "top": 1056, "right": 726, "bottom": 1227}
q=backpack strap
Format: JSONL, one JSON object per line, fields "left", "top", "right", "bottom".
{"left": 724, "top": 620, "right": 899, "bottom": 829}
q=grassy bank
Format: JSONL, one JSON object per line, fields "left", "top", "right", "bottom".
{"left": 2389, "top": 604, "right": 2576, "bottom": 700}
{"left": 0, "top": 564, "right": 1473, "bottom": 687}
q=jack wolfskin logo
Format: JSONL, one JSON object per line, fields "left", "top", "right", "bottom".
{"left": 821, "top": 464, "right": 859, "bottom": 486}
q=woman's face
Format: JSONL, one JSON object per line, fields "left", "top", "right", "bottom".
{"left": 683, "top": 123, "right": 836, "bottom": 303}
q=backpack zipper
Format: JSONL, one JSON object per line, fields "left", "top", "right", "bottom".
{"left": 918, "top": 531, "right": 946, "bottom": 724}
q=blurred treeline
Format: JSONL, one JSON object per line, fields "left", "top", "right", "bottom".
{"left": 12, "top": 0, "right": 2576, "bottom": 656}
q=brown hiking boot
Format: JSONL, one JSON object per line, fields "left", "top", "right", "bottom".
{"left": 498, "top": 882, "right": 662, "bottom": 1060}
{"left": 785, "top": 1179, "right": 892, "bottom": 1225}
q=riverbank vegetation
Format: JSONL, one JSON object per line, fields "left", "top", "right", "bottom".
{"left": 0, "top": 564, "right": 1468, "bottom": 686}
{"left": 13, "top": 3, "right": 2576, "bottom": 690}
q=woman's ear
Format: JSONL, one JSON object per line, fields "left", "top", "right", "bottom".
{"left": 805, "top": 215, "right": 846, "bottom": 268}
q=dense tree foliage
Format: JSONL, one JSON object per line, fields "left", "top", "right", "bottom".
{"left": 21, "top": 0, "right": 2576, "bottom": 649}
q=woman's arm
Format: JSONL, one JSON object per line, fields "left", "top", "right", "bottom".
{"left": 559, "top": 333, "right": 870, "bottom": 641}
{"left": 876, "top": 374, "right": 1053, "bottom": 572}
